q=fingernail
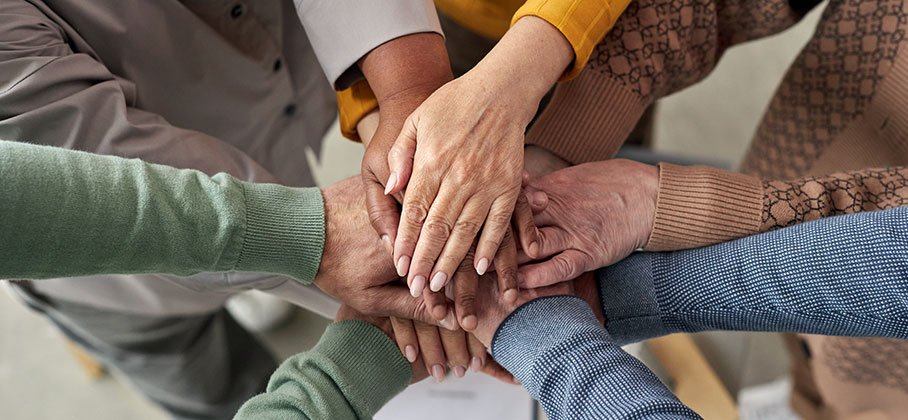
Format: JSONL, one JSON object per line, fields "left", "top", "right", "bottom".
{"left": 439, "top": 310, "right": 457, "bottom": 331}
{"left": 461, "top": 315, "right": 477, "bottom": 331}
{"left": 503, "top": 288, "right": 518, "bottom": 303}
{"left": 410, "top": 275, "right": 426, "bottom": 298}
{"left": 404, "top": 345, "right": 417, "bottom": 363}
{"left": 528, "top": 241, "right": 540, "bottom": 257}
{"left": 471, "top": 357, "right": 482, "bottom": 373}
{"left": 476, "top": 258, "right": 490, "bottom": 275}
{"left": 396, "top": 256, "right": 410, "bottom": 277}
{"left": 429, "top": 272, "right": 447, "bottom": 292}
{"left": 432, "top": 365, "right": 446, "bottom": 383}
{"left": 384, "top": 172, "right": 397, "bottom": 195}
{"left": 531, "top": 191, "right": 547, "bottom": 207}
{"left": 381, "top": 235, "right": 392, "bottom": 253}
{"left": 454, "top": 366, "right": 466, "bottom": 378}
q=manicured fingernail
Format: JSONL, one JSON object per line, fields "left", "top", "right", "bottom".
{"left": 454, "top": 366, "right": 466, "bottom": 378}
{"left": 381, "top": 235, "right": 392, "bottom": 253}
{"left": 410, "top": 275, "right": 426, "bottom": 297}
{"left": 528, "top": 241, "right": 540, "bottom": 257}
{"left": 432, "top": 364, "right": 446, "bottom": 383}
{"left": 404, "top": 345, "right": 417, "bottom": 363}
{"left": 439, "top": 310, "right": 457, "bottom": 330}
{"left": 396, "top": 256, "right": 410, "bottom": 277}
{"left": 429, "top": 272, "right": 447, "bottom": 292}
{"left": 461, "top": 315, "right": 477, "bottom": 331}
{"left": 384, "top": 172, "right": 397, "bottom": 195}
{"left": 503, "top": 288, "right": 518, "bottom": 303}
{"left": 476, "top": 258, "right": 490, "bottom": 275}
{"left": 471, "top": 357, "right": 482, "bottom": 373}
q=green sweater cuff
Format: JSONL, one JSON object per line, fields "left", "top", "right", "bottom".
{"left": 234, "top": 182, "right": 325, "bottom": 284}
{"left": 310, "top": 321, "right": 412, "bottom": 417}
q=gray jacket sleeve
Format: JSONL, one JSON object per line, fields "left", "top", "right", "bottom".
{"left": 0, "top": 0, "right": 278, "bottom": 183}
{"left": 294, "top": 0, "right": 443, "bottom": 89}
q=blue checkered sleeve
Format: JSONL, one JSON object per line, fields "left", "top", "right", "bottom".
{"left": 491, "top": 296, "right": 700, "bottom": 419}
{"left": 598, "top": 208, "right": 908, "bottom": 345}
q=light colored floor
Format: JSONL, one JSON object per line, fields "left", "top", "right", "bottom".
{"left": 0, "top": 5, "right": 824, "bottom": 419}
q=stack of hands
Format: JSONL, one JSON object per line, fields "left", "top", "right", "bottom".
{"left": 319, "top": 138, "right": 659, "bottom": 384}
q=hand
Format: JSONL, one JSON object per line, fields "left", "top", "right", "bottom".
{"left": 315, "top": 176, "right": 455, "bottom": 328}
{"left": 518, "top": 159, "right": 659, "bottom": 288}
{"left": 380, "top": 16, "right": 573, "bottom": 300}
{"left": 471, "top": 271, "right": 575, "bottom": 347}
{"left": 335, "top": 305, "right": 429, "bottom": 383}
{"left": 389, "top": 318, "right": 516, "bottom": 384}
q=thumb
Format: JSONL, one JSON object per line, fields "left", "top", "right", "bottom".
{"left": 371, "top": 286, "right": 457, "bottom": 330}
{"left": 385, "top": 115, "right": 418, "bottom": 196}
{"left": 363, "top": 172, "right": 401, "bottom": 245}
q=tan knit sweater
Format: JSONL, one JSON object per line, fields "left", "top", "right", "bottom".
{"left": 527, "top": 0, "right": 908, "bottom": 418}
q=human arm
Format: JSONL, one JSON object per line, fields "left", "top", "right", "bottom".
{"left": 525, "top": 0, "right": 815, "bottom": 164}
{"left": 597, "top": 207, "right": 908, "bottom": 345}
{"left": 470, "top": 273, "right": 699, "bottom": 419}
{"left": 234, "top": 306, "right": 426, "bottom": 420}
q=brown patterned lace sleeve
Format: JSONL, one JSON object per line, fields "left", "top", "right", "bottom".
{"left": 762, "top": 167, "right": 908, "bottom": 230}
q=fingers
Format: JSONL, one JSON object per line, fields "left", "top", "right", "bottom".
{"left": 452, "top": 253, "right": 479, "bottom": 331}
{"left": 407, "top": 186, "right": 469, "bottom": 294}
{"left": 512, "top": 193, "right": 539, "bottom": 258}
{"left": 421, "top": 286, "right": 451, "bottom": 324}
{"left": 426, "top": 200, "right": 487, "bottom": 293}
{"left": 363, "top": 173, "right": 401, "bottom": 246}
{"left": 384, "top": 115, "right": 418, "bottom": 195}
{"left": 467, "top": 334, "right": 488, "bottom": 373}
{"left": 481, "top": 357, "right": 518, "bottom": 385}
{"left": 493, "top": 227, "right": 519, "bottom": 303}
{"left": 532, "top": 226, "right": 572, "bottom": 260}
{"left": 438, "top": 328, "right": 470, "bottom": 378}
{"left": 414, "top": 321, "right": 447, "bottom": 383}
{"left": 517, "top": 249, "right": 589, "bottom": 289}
{"left": 473, "top": 194, "right": 518, "bottom": 275}
{"left": 368, "top": 285, "right": 455, "bottom": 329}
{"left": 390, "top": 317, "right": 419, "bottom": 363}
{"left": 393, "top": 168, "right": 440, "bottom": 283}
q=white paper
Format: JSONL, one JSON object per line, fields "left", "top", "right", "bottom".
{"left": 375, "top": 371, "right": 535, "bottom": 420}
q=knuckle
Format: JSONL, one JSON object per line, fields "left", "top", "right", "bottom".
{"left": 487, "top": 211, "right": 513, "bottom": 227}
{"left": 453, "top": 219, "right": 481, "bottom": 235}
{"left": 403, "top": 202, "right": 429, "bottom": 225}
{"left": 424, "top": 218, "right": 453, "bottom": 238}
{"left": 416, "top": 255, "right": 438, "bottom": 269}
{"left": 552, "top": 255, "right": 576, "bottom": 278}
{"left": 457, "top": 294, "right": 476, "bottom": 310}
{"left": 497, "top": 266, "right": 518, "bottom": 285}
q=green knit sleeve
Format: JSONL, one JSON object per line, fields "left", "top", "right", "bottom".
{"left": 0, "top": 140, "right": 324, "bottom": 283}
{"left": 234, "top": 321, "right": 411, "bottom": 420}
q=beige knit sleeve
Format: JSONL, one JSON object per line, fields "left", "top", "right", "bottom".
{"left": 526, "top": 0, "right": 808, "bottom": 164}
{"left": 644, "top": 164, "right": 908, "bottom": 251}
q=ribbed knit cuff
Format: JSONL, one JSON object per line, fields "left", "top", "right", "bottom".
{"left": 596, "top": 253, "right": 668, "bottom": 345}
{"left": 235, "top": 183, "right": 325, "bottom": 284}
{"left": 307, "top": 321, "right": 411, "bottom": 418}
{"left": 491, "top": 296, "right": 607, "bottom": 395}
{"left": 526, "top": 71, "right": 645, "bottom": 165}
{"left": 644, "top": 163, "right": 764, "bottom": 251}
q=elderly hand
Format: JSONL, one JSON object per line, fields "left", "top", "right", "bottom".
{"left": 378, "top": 17, "right": 574, "bottom": 301}
{"left": 389, "top": 318, "right": 516, "bottom": 384}
{"left": 518, "top": 159, "right": 659, "bottom": 288}
{"left": 315, "top": 177, "right": 455, "bottom": 329}
{"left": 334, "top": 305, "right": 430, "bottom": 384}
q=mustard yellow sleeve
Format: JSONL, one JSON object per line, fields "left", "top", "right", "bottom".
{"left": 336, "top": 80, "right": 379, "bottom": 142}
{"left": 512, "top": 0, "right": 631, "bottom": 80}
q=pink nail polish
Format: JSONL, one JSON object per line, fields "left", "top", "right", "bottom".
{"left": 404, "top": 345, "right": 417, "bottom": 363}
{"left": 396, "top": 255, "right": 410, "bottom": 277}
{"left": 429, "top": 272, "right": 447, "bottom": 292}
{"left": 454, "top": 366, "right": 466, "bottom": 378}
{"left": 476, "top": 258, "right": 490, "bottom": 275}
{"left": 471, "top": 357, "right": 482, "bottom": 373}
{"left": 432, "top": 365, "right": 446, "bottom": 383}
{"left": 384, "top": 172, "right": 397, "bottom": 195}
{"left": 410, "top": 275, "right": 426, "bottom": 297}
